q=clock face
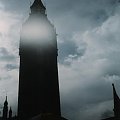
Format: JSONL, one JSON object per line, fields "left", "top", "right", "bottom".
{"left": 21, "top": 17, "right": 55, "bottom": 46}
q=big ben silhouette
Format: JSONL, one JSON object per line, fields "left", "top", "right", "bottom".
{"left": 17, "top": 0, "right": 64, "bottom": 120}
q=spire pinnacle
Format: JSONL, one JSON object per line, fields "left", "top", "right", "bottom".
{"left": 30, "top": 0, "right": 46, "bottom": 14}
{"left": 9, "top": 106, "right": 12, "bottom": 119}
{"left": 6, "top": 96, "right": 7, "bottom": 101}
{"left": 4, "top": 96, "right": 8, "bottom": 105}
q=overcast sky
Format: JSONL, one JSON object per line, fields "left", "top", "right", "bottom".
{"left": 0, "top": 0, "right": 120, "bottom": 120}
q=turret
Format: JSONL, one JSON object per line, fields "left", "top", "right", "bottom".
{"left": 9, "top": 107, "right": 12, "bottom": 120}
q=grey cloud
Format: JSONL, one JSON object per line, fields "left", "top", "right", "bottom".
{"left": 58, "top": 36, "right": 87, "bottom": 64}
{"left": 2, "top": 0, "right": 117, "bottom": 36}
{"left": 47, "top": 0, "right": 119, "bottom": 62}
{"left": 0, "top": 33, "right": 2, "bottom": 37}
{"left": 47, "top": 0, "right": 118, "bottom": 29}
{"left": 1, "top": 0, "right": 29, "bottom": 13}
{"left": 58, "top": 40, "right": 79, "bottom": 64}
{"left": 5, "top": 64, "right": 18, "bottom": 71}
{"left": 0, "top": 47, "right": 16, "bottom": 61}
{"left": 58, "top": 2, "right": 120, "bottom": 119}
{"left": 61, "top": 100, "right": 113, "bottom": 120}
{"left": 0, "top": 76, "right": 12, "bottom": 81}
{"left": 1, "top": 0, "right": 119, "bottom": 61}
{"left": 101, "top": 110, "right": 113, "bottom": 119}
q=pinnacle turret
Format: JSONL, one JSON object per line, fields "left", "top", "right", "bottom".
{"left": 9, "top": 107, "right": 12, "bottom": 119}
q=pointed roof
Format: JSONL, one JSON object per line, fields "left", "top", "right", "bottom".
{"left": 112, "top": 83, "right": 120, "bottom": 118}
{"left": 4, "top": 96, "right": 8, "bottom": 104}
{"left": 9, "top": 107, "right": 12, "bottom": 115}
{"left": 3, "top": 99, "right": 8, "bottom": 108}
{"left": 30, "top": 0, "right": 46, "bottom": 14}
{"left": 9, "top": 106, "right": 12, "bottom": 118}
{"left": 31, "top": 0, "right": 45, "bottom": 9}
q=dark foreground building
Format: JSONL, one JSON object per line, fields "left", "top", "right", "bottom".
{"left": 102, "top": 84, "right": 120, "bottom": 120}
{"left": 18, "top": 0, "right": 67, "bottom": 120}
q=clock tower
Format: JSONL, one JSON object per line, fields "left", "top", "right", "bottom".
{"left": 18, "top": 0, "right": 62, "bottom": 120}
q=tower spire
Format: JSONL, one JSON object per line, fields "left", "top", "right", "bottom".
{"left": 6, "top": 96, "right": 7, "bottom": 101}
{"left": 3, "top": 96, "right": 8, "bottom": 120}
{"left": 30, "top": 0, "right": 46, "bottom": 14}
{"left": 112, "top": 83, "right": 120, "bottom": 118}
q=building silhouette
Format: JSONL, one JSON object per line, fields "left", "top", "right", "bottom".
{"left": 0, "top": 96, "right": 16, "bottom": 120}
{"left": 102, "top": 84, "right": 120, "bottom": 120}
{"left": 18, "top": 0, "right": 67, "bottom": 120}
{"left": 2, "top": 96, "right": 8, "bottom": 120}
{"left": 9, "top": 107, "right": 12, "bottom": 120}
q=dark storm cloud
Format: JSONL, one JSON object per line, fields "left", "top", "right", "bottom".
{"left": 46, "top": 0, "right": 119, "bottom": 62}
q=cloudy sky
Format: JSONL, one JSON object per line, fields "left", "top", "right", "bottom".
{"left": 0, "top": 0, "right": 120, "bottom": 119}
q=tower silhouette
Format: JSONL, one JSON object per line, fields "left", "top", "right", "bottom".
{"left": 8, "top": 107, "right": 12, "bottom": 120}
{"left": 18, "top": 0, "right": 62, "bottom": 120}
{"left": 3, "top": 96, "right": 8, "bottom": 120}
